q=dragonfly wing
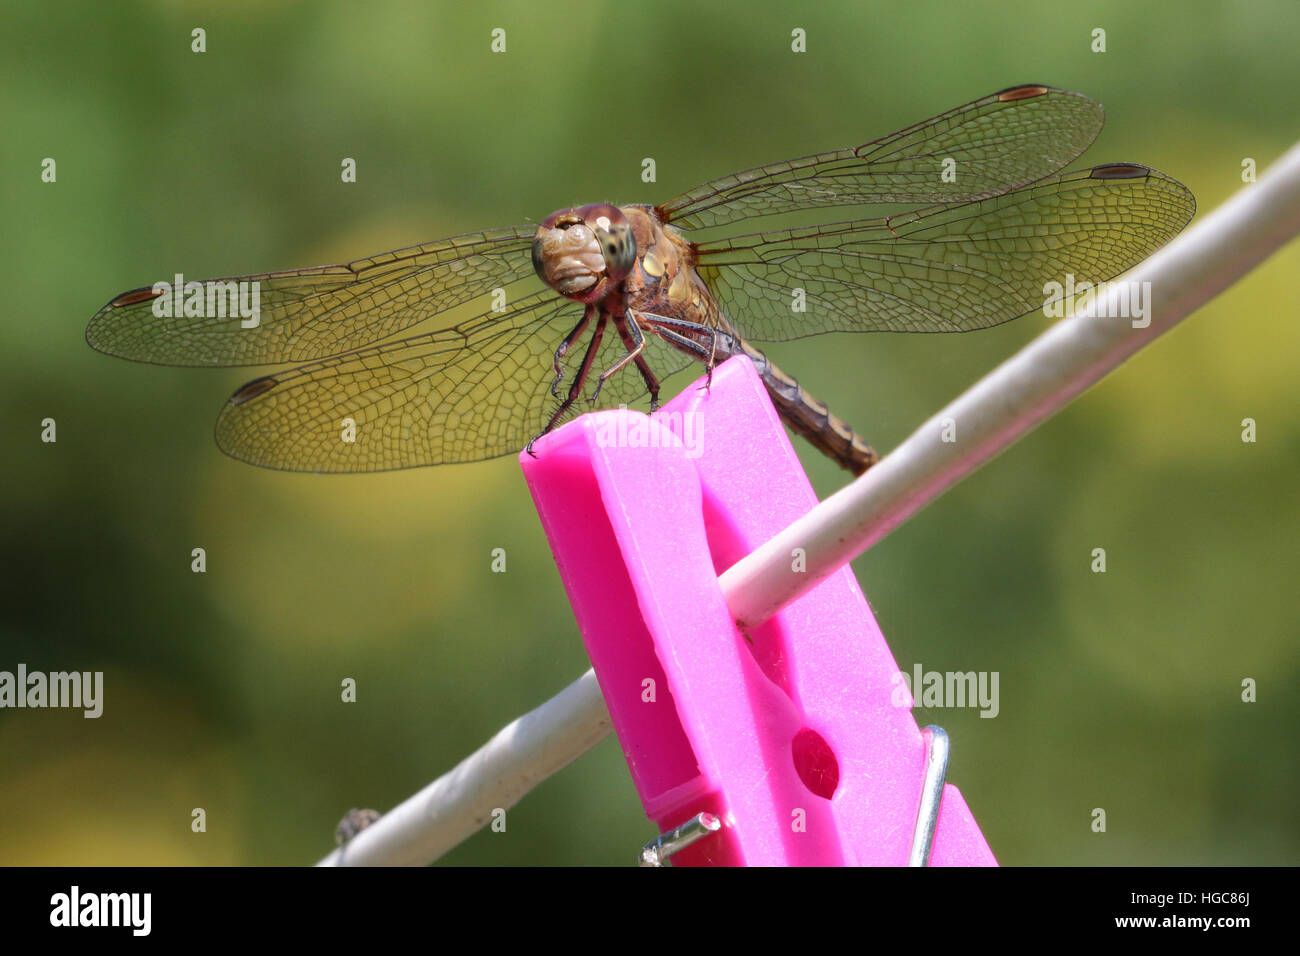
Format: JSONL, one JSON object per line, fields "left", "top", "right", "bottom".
{"left": 657, "top": 85, "right": 1105, "bottom": 229}
{"left": 86, "top": 226, "right": 537, "bottom": 367}
{"left": 213, "top": 290, "right": 696, "bottom": 473}
{"left": 216, "top": 290, "right": 583, "bottom": 472}
{"left": 696, "top": 164, "right": 1196, "bottom": 341}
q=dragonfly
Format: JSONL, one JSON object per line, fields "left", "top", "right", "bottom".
{"left": 86, "top": 84, "right": 1195, "bottom": 476}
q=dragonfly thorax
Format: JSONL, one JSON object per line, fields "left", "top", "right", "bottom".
{"left": 532, "top": 203, "right": 636, "bottom": 302}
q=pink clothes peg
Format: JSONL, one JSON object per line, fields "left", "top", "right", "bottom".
{"left": 521, "top": 356, "right": 995, "bottom": 866}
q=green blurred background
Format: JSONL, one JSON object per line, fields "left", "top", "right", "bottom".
{"left": 1, "top": 0, "right": 1296, "bottom": 865}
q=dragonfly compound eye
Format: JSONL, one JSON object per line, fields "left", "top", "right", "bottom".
{"left": 530, "top": 235, "right": 547, "bottom": 284}
{"left": 595, "top": 221, "right": 636, "bottom": 282}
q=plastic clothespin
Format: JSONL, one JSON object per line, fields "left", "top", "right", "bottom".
{"left": 520, "top": 356, "right": 996, "bottom": 866}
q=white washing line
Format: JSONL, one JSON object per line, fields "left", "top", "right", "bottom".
{"left": 319, "top": 141, "right": 1300, "bottom": 867}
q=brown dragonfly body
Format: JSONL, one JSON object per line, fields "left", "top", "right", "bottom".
{"left": 87, "top": 85, "right": 1195, "bottom": 475}
{"left": 532, "top": 203, "right": 879, "bottom": 472}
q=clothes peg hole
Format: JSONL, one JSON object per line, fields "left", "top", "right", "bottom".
{"left": 791, "top": 727, "right": 839, "bottom": 799}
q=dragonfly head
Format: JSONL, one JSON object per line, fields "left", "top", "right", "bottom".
{"left": 532, "top": 203, "right": 637, "bottom": 302}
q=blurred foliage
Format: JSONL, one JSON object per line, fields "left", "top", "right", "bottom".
{"left": 0, "top": 0, "right": 1296, "bottom": 865}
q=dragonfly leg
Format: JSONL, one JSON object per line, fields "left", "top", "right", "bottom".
{"left": 589, "top": 312, "right": 650, "bottom": 406}
{"left": 701, "top": 325, "right": 720, "bottom": 389}
{"left": 640, "top": 319, "right": 715, "bottom": 397}
{"left": 527, "top": 315, "right": 607, "bottom": 457}
{"left": 650, "top": 326, "right": 708, "bottom": 356}
{"left": 550, "top": 305, "right": 594, "bottom": 399}
{"left": 638, "top": 313, "right": 712, "bottom": 349}
{"left": 640, "top": 313, "right": 729, "bottom": 390}
{"left": 610, "top": 311, "right": 664, "bottom": 411}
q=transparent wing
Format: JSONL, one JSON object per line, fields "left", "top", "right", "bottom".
{"left": 657, "top": 85, "right": 1105, "bottom": 229}
{"left": 695, "top": 164, "right": 1196, "bottom": 341}
{"left": 86, "top": 225, "right": 537, "bottom": 366}
{"left": 214, "top": 290, "right": 695, "bottom": 473}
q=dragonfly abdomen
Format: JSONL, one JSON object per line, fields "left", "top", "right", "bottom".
{"left": 725, "top": 336, "right": 879, "bottom": 476}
